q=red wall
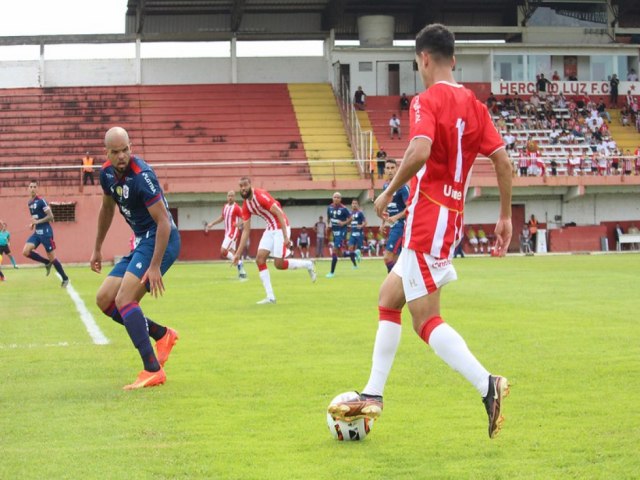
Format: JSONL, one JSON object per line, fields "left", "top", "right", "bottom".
{"left": 548, "top": 225, "right": 607, "bottom": 252}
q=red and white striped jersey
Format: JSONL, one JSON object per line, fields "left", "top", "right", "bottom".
{"left": 404, "top": 81, "right": 504, "bottom": 259}
{"left": 241, "top": 187, "right": 288, "bottom": 230}
{"left": 223, "top": 202, "right": 242, "bottom": 240}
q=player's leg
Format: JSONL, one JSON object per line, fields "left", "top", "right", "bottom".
{"left": 114, "top": 272, "right": 166, "bottom": 389}
{"left": 255, "top": 248, "right": 276, "bottom": 303}
{"left": 272, "top": 228, "right": 315, "bottom": 282}
{"left": 44, "top": 240, "right": 69, "bottom": 286}
{"left": 404, "top": 250, "right": 508, "bottom": 438}
{"left": 23, "top": 240, "right": 49, "bottom": 265}
{"left": 326, "top": 234, "right": 341, "bottom": 278}
{"left": 328, "top": 264, "right": 406, "bottom": 422}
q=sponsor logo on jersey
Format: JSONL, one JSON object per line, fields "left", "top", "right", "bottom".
{"left": 431, "top": 259, "right": 451, "bottom": 269}
{"left": 142, "top": 172, "right": 156, "bottom": 194}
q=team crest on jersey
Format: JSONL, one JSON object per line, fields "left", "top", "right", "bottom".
{"left": 116, "top": 186, "right": 123, "bottom": 197}
{"left": 122, "top": 185, "right": 129, "bottom": 199}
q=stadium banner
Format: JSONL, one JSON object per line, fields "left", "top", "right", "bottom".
{"left": 491, "top": 81, "right": 640, "bottom": 97}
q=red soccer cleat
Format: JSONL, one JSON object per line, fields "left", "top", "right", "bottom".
{"left": 156, "top": 327, "right": 179, "bottom": 367}
{"left": 123, "top": 368, "right": 166, "bottom": 390}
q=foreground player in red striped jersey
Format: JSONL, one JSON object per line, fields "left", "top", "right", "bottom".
{"left": 329, "top": 23, "right": 513, "bottom": 439}
{"left": 205, "top": 190, "right": 247, "bottom": 280}
{"left": 233, "top": 177, "right": 316, "bottom": 304}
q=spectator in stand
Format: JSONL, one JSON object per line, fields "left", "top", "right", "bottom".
{"left": 502, "top": 94, "right": 513, "bottom": 113}
{"left": 610, "top": 150, "right": 620, "bottom": 176}
{"left": 620, "top": 105, "right": 631, "bottom": 126}
{"left": 628, "top": 69, "right": 638, "bottom": 81}
{"left": 536, "top": 73, "right": 551, "bottom": 98}
{"left": 625, "top": 90, "right": 634, "bottom": 108}
{"left": 520, "top": 224, "right": 532, "bottom": 254}
{"left": 551, "top": 70, "right": 561, "bottom": 81}
{"left": 557, "top": 92, "right": 567, "bottom": 109}
{"left": 596, "top": 152, "right": 609, "bottom": 176}
{"left": 376, "top": 147, "right": 387, "bottom": 179}
{"left": 513, "top": 115, "right": 524, "bottom": 130}
{"left": 389, "top": 113, "right": 401, "bottom": 139}
{"left": 596, "top": 98, "right": 611, "bottom": 123}
{"left": 549, "top": 128, "right": 560, "bottom": 145}
{"left": 527, "top": 214, "right": 538, "bottom": 252}
{"left": 635, "top": 146, "right": 640, "bottom": 175}
{"left": 623, "top": 149, "right": 633, "bottom": 175}
{"left": 513, "top": 94, "right": 524, "bottom": 114}
{"left": 354, "top": 86, "right": 366, "bottom": 111}
{"left": 567, "top": 152, "right": 580, "bottom": 176}
{"left": 518, "top": 147, "right": 529, "bottom": 177}
{"left": 81, "top": 151, "right": 95, "bottom": 186}
{"left": 486, "top": 92, "right": 498, "bottom": 114}
{"left": 568, "top": 74, "right": 578, "bottom": 81}
{"left": 503, "top": 128, "right": 516, "bottom": 150}
{"left": 609, "top": 74, "right": 619, "bottom": 107}
{"left": 399, "top": 93, "right": 410, "bottom": 111}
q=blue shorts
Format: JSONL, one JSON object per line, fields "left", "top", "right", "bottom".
{"left": 109, "top": 228, "right": 181, "bottom": 287}
{"left": 348, "top": 234, "right": 364, "bottom": 249}
{"left": 385, "top": 226, "right": 404, "bottom": 255}
{"left": 331, "top": 230, "right": 346, "bottom": 249}
{"left": 26, "top": 233, "right": 56, "bottom": 252}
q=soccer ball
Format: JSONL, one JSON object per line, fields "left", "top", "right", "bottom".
{"left": 326, "top": 391, "right": 374, "bottom": 441}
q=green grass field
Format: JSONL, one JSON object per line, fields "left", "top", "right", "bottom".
{"left": 1, "top": 254, "right": 639, "bottom": 479}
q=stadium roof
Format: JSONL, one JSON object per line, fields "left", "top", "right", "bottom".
{"left": 123, "top": 0, "right": 639, "bottom": 42}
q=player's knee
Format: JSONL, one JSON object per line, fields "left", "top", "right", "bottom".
{"left": 273, "top": 258, "right": 286, "bottom": 269}
{"left": 22, "top": 246, "right": 32, "bottom": 257}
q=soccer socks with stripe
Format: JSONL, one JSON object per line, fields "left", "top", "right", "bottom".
{"left": 362, "top": 307, "right": 402, "bottom": 397}
{"left": 119, "top": 302, "right": 161, "bottom": 372}
{"left": 330, "top": 255, "right": 338, "bottom": 273}
{"left": 27, "top": 251, "right": 49, "bottom": 265}
{"left": 281, "top": 259, "right": 312, "bottom": 270}
{"left": 420, "top": 316, "right": 490, "bottom": 397}
{"left": 258, "top": 264, "right": 275, "bottom": 300}
{"left": 102, "top": 302, "right": 167, "bottom": 341}
{"left": 52, "top": 259, "right": 68, "bottom": 281}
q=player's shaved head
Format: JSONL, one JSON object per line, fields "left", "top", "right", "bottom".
{"left": 105, "top": 126, "right": 130, "bottom": 147}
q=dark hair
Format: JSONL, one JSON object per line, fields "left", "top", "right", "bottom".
{"left": 415, "top": 23, "right": 454, "bottom": 61}
{"left": 29, "top": 179, "right": 38, "bottom": 185}
{"left": 239, "top": 176, "right": 251, "bottom": 184}
{"left": 385, "top": 158, "right": 397, "bottom": 166}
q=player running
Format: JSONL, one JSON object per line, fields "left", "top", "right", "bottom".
{"left": 326, "top": 192, "right": 356, "bottom": 278}
{"left": 380, "top": 159, "right": 410, "bottom": 273}
{"left": 232, "top": 176, "right": 316, "bottom": 304}
{"left": 205, "top": 190, "right": 247, "bottom": 279}
{"left": 90, "top": 127, "right": 181, "bottom": 390}
{"left": 329, "top": 23, "right": 513, "bottom": 439}
{"left": 347, "top": 199, "right": 366, "bottom": 266}
{"left": 22, "top": 180, "right": 70, "bottom": 287}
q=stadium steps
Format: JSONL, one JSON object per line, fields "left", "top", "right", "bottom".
{"left": 287, "top": 83, "right": 359, "bottom": 181}
{"left": 0, "top": 84, "right": 312, "bottom": 187}
{"left": 363, "top": 96, "right": 410, "bottom": 162}
{"left": 608, "top": 109, "right": 640, "bottom": 154}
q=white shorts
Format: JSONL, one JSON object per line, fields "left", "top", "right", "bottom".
{"left": 221, "top": 234, "right": 238, "bottom": 252}
{"left": 258, "top": 227, "right": 292, "bottom": 259}
{"left": 469, "top": 237, "right": 478, "bottom": 245}
{"left": 391, "top": 248, "right": 458, "bottom": 302}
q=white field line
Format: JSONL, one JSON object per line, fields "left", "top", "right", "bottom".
{"left": 0, "top": 341, "right": 70, "bottom": 349}
{"left": 58, "top": 274, "right": 109, "bottom": 345}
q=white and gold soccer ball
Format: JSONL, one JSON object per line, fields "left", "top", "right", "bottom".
{"left": 326, "top": 391, "right": 374, "bottom": 441}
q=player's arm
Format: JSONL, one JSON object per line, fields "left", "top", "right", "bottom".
{"left": 233, "top": 217, "right": 251, "bottom": 265}
{"left": 90, "top": 194, "right": 117, "bottom": 273}
{"left": 141, "top": 200, "right": 172, "bottom": 298}
{"left": 375, "top": 137, "right": 430, "bottom": 218}
{"left": 205, "top": 214, "right": 224, "bottom": 232}
{"left": 31, "top": 206, "right": 54, "bottom": 229}
{"left": 270, "top": 204, "right": 290, "bottom": 246}
{"left": 488, "top": 147, "right": 513, "bottom": 256}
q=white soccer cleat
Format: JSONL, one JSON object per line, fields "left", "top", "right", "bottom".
{"left": 256, "top": 297, "right": 276, "bottom": 305}
{"left": 308, "top": 262, "right": 317, "bottom": 283}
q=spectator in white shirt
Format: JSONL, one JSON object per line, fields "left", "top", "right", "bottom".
{"left": 389, "top": 114, "right": 401, "bottom": 140}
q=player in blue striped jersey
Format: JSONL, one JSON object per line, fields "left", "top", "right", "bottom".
{"left": 91, "top": 126, "right": 181, "bottom": 390}
{"left": 22, "top": 180, "right": 70, "bottom": 286}
{"left": 381, "top": 159, "right": 410, "bottom": 272}
{"left": 326, "top": 192, "right": 356, "bottom": 278}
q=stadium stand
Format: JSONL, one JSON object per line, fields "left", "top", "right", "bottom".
{"left": 0, "top": 84, "right": 323, "bottom": 188}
